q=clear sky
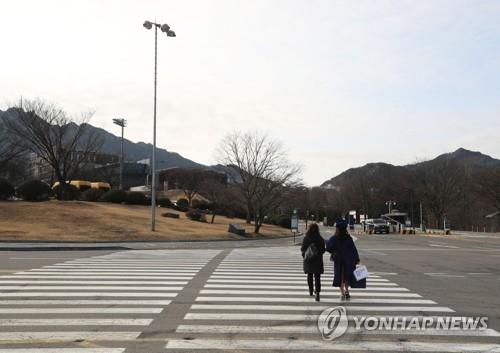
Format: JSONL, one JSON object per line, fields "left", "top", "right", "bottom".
{"left": 1, "top": 0, "right": 499, "bottom": 185}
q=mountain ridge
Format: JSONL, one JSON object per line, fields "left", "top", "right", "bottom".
{"left": 321, "top": 148, "right": 500, "bottom": 189}
{"left": 0, "top": 109, "right": 204, "bottom": 170}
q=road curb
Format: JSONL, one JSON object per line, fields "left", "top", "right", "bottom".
{"left": 0, "top": 232, "right": 304, "bottom": 251}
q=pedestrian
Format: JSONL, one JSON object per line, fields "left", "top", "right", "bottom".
{"left": 326, "top": 219, "right": 360, "bottom": 301}
{"left": 301, "top": 223, "right": 326, "bottom": 302}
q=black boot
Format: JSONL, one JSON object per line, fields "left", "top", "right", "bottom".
{"left": 315, "top": 292, "right": 320, "bottom": 302}
{"left": 309, "top": 289, "right": 314, "bottom": 296}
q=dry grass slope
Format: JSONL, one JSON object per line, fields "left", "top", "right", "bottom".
{"left": 0, "top": 201, "right": 291, "bottom": 242}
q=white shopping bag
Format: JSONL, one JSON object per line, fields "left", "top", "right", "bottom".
{"left": 353, "top": 265, "right": 369, "bottom": 281}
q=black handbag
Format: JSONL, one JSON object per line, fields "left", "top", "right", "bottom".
{"left": 351, "top": 277, "right": 367, "bottom": 288}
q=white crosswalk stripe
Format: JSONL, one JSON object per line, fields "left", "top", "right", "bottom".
{"left": 170, "top": 247, "right": 500, "bottom": 352}
{"left": 0, "top": 249, "right": 220, "bottom": 352}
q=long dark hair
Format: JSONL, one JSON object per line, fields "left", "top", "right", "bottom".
{"left": 306, "top": 223, "right": 320, "bottom": 238}
{"left": 335, "top": 227, "right": 349, "bottom": 238}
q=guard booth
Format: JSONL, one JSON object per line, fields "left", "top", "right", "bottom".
{"left": 382, "top": 210, "right": 409, "bottom": 233}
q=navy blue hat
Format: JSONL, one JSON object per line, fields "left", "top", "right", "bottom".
{"left": 335, "top": 219, "right": 347, "bottom": 229}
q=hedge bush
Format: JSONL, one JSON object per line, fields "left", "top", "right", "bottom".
{"left": 126, "top": 191, "right": 147, "bottom": 205}
{"left": 186, "top": 209, "right": 206, "bottom": 222}
{"left": 176, "top": 198, "right": 189, "bottom": 211}
{"left": 101, "top": 189, "right": 127, "bottom": 203}
{"left": 275, "top": 215, "right": 292, "bottom": 229}
{"left": 267, "top": 214, "right": 292, "bottom": 229}
{"left": 0, "top": 179, "right": 14, "bottom": 200}
{"left": 81, "top": 188, "right": 105, "bottom": 202}
{"left": 157, "top": 197, "right": 172, "bottom": 208}
{"left": 53, "top": 183, "right": 80, "bottom": 200}
{"left": 17, "top": 180, "right": 52, "bottom": 201}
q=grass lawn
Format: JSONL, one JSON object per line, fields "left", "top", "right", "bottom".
{"left": 0, "top": 200, "right": 291, "bottom": 242}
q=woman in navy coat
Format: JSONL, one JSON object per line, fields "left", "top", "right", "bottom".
{"left": 326, "top": 219, "right": 360, "bottom": 300}
{"left": 301, "top": 223, "right": 325, "bottom": 302}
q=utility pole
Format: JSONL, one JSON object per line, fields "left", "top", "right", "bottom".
{"left": 112, "top": 118, "right": 127, "bottom": 190}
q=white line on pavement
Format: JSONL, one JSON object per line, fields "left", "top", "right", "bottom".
{"left": 176, "top": 324, "right": 500, "bottom": 337}
{"left": 0, "top": 319, "right": 153, "bottom": 326}
{"left": 0, "top": 280, "right": 187, "bottom": 285}
{"left": 195, "top": 296, "right": 436, "bottom": 304}
{"left": 165, "top": 339, "right": 500, "bottom": 352}
{"left": 0, "top": 292, "right": 177, "bottom": 297}
{"left": 0, "top": 332, "right": 141, "bottom": 341}
{"left": 0, "top": 308, "right": 163, "bottom": 314}
{"left": 0, "top": 286, "right": 183, "bottom": 291}
{"left": 2, "top": 275, "right": 193, "bottom": 279}
{"left": 0, "top": 349, "right": 125, "bottom": 353}
{"left": 0, "top": 300, "right": 171, "bottom": 305}
{"left": 190, "top": 304, "right": 455, "bottom": 312}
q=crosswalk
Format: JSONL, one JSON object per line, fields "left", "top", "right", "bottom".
{"left": 1, "top": 246, "right": 499, "bottom": 352}
{"left": 0, "top": 249, "right": 220, "bottom": 352}
{"left": 166, "top": 247, "right": 500, "bottom": 352}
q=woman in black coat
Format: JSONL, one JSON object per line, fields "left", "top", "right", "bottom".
{"left": 301, "top": 223, "right": 326, "bottom": 302}
{"left": 326, "top": 219, "right": 360, "bottom": 301}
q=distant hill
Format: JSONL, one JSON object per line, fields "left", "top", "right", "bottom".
{"left": 0, "top": 109, "right": 204, "bottom": 170}
{"left": 321, "top": 148, "right": 500, "bottom": 189}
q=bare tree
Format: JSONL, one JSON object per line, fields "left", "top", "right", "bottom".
{"left": 216, "top": 131, "right": 301, "bottom": 233}
{"left": 4, "top": 98, "right": 103, "bottom": 199}
{"left": 413, "top": 159, "right": 463, "bottom": 228}
{"left": 475, "top": 167, "right": 500, "bottom": 212}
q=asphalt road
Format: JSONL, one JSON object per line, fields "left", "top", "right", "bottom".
{"left": 0, "top": 230, "right": 499, "bottom": 352}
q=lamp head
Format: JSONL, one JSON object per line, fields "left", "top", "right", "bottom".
{"left": 113, "top": 118, "right": 126, "bottom": 127}
{"left": 167, "top": 30, "right": 176, "bottom": 37}
{"left": 143, "top": 21, "right": 153, "bottom": 30}
{"left": 160, "top": 24, "right": 170, "bottom": 33}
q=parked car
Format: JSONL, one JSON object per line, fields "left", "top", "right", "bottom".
{"left": 366, "top": 218, "right": 390, "bottom": 234}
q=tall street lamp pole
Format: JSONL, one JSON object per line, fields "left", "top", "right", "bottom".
{"left": 385, "top": 200, "right": 396, "bottom": 214}
{"left": 143, "top": 20, "right": 176, "bottom": 232}
{"left": 112, "top": 118, "right": 127, "bottom": 190}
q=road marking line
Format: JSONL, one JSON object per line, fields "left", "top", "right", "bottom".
{"left": 0, "top": 281, "right": 187, "bottom": 285}
{"left": 2, "top": 275, "right": 193, "bottom": 279}
{"left": 0, "top": 308, "right": 163, "bottom": 313}
{"left": 467, "top": 272, "right": 492, "bottom": 275}
{"left": 186, "top": 313, "right": 468, "bottom": 321}
{"left": 27, "top": 269, "right": 197, "bottom": 273}
{"left": 206, "top": 279, "right": 396, "bottom": 285}
{"left": 0, "top": 286, "right": 183, "bottom": 291}
{"left": 0, "top": 300, "right": 171, "bottom": 305}
{"left": 0, "top": 292, "right": 177, "bottom": 297}
{"left": 429, "top": 244, "right": 460, "bottom": 249}
{"left": 176, "top": 324, "right": 500, "bottom": 337}
{"left": 8, "top": 257, "right": 79, "bottom": 260}
{"left": 0, "top": 349, "right": 125, "bottom": 353}
{"left": 17, "top": 272, "right": 194, "bottom": 276}
{"left": 190, "top": 304, "right": 455, "bottom": 312}
{"left": 205, "top": 279, "right": 397, "bottom": 290}
{"left": 0, "top": 318, "right": 153, "bottom": 326}
{"left": 199, "top": 290, "right": 419, "bottom": 297}
{"left": 165, "top": 339, "right": 500, "bottom": 351}
{"left": 209, "top": 275, "right": 381, "bottom": 280}
{"left": 205, "top": 286, "right": 410, "bottom": 292}
{"left": 0, "top": 332, "right": 141, "bottom": 341}
{"left": 213, "top": 271, "right": 381, "bottom": 277}
{"left": 195, "top": 296, "right": 436, "bottom": 304}
{"left": 370, "top": 272, "right": 398, "bottom": 275}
